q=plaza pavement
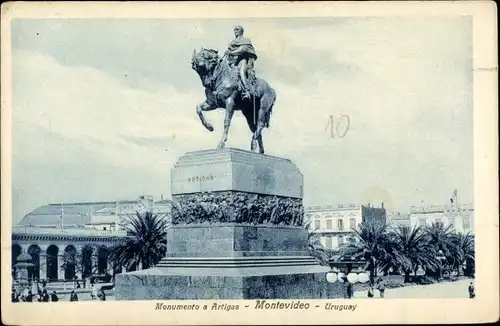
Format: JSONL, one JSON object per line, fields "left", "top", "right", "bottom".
{"left": 27, "top": 279, "right": 472, "bottom": 301}
{"left": 353, "top": 279, "right": 472, "bottom": 299}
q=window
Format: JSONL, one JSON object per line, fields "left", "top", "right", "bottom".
{"left": 350, "top": 218, "right": 356, "bottom": 229}
{"left": 337, "top": 219, "right": 344, "bottom": 230}
{"left": 463, "top": 218, "right": 470, "bottom": 229}
{"left": 314, "top": 219, "right": 321, "bottom": 230}
{"left": 325, "top": 236, "right": 333, "bottom": 249}
{"left": 338, "top": 235, "right": 344, "bottom": 245}
{"left": 103, "top": 227, "right": 107, "bottom": 231}
{"left": 419, "top": 219, "right": 426, "bottom": 227}
{"left": 326, "top": 219, "right": 333, "bottom": 229}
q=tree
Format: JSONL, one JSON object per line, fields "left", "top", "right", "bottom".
{"left": 108, "top": 211, "right": 169, "bottom": 270}
{"left": 302, "top": 220, "right": 331, "bottom": 266}
{"left": 308, "top": 232, "right": 331, "bottom": 266}
{"left": 339, "top": 219, "right": 395, "bottom": 284}
{"left": 425, "top": 222, "right": 457, "bottom": 277}
{"left": 453, "top": 232, "right": 475, "bottom": 276}
{"left": 390, "top": 225, "right": 439, "bottom": 282}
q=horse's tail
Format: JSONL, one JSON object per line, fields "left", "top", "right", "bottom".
{"left": 263, "top": 87, "right": 276, "bottom": 128}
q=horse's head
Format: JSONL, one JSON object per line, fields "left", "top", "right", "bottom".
{"left": 191, "top": 47, "right": 220, "bottom": 76}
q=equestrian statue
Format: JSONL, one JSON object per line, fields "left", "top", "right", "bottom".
{"left": 191, "top": 25, "right": 276, "bottom": 154}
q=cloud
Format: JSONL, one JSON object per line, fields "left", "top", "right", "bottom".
{"left": 11, "top": 17, "right": 473, "bottom": 223}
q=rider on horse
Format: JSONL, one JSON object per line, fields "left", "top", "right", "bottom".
{"left": 226, "top": 25, "right": 257, "bottom": 99}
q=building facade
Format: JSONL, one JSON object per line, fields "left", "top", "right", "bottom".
{"left": 305, "top": 203, "right": 387, "bottom": 250}
{"left": 409, "top": 203, "right": 474, "bottom": 234}
{"left": 11, "top": 195, "right": 172, "bottom": 282}
{"left": 387, "top": 212, "right": 411, "bottom": 228}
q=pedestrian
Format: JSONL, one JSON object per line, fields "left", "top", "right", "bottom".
{"left": 42, "top": 289, "right": 50, "bottom": 302}
{"left": 91, "top": 283, "right": 97, "bottom": 300}
{"left": 69, "top": 290, "right": 78, "bottom": 302}
{"left": 12, "top": 289, "right": 19, "bottom": 302}
{"left": 31, "top": 281, "right": 37, "bottom": 295}
{"left": 26, "top": 290, "right": 33, "bottom": 302}
{"left": 42, "top": 279, "right": 47, "bottom": 289}
{"left": 51, "top": 291, "right": 59, "bottom": 302}
{"left": 377, "top": 277, "right": 385, "bottom": 298}
{"left": 367, "top": 282, "right": 374, "bottom": 298}
{"left": 97, "top": 289, "right": 106, "bottom": 301}
{"left": 347, "top": 282, "right": 354, "bottom": 299}
{"left": 76, "top": 280, "right": 81, "bottom": 289}
{"left": 468, "top": 282, "right": 475, "bottom": 299}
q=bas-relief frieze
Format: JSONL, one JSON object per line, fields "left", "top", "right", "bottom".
{"left": 171, "top": 191, "right": 304, "bottom": 226}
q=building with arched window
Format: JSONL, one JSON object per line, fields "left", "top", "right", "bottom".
{"left": 11, "top": 195, "right": 171, "bottom": 282}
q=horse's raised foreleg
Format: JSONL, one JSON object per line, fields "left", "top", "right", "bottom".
{"left": 217, "top": 94, "right": 236, "bottom": 149}
{"left": 196, "top": 101, "right": 216, "bottom": 132}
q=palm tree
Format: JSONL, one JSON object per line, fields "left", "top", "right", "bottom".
{"left": 339, "top": 219, "right": 395, "bottom": 284}
{"left": 390, "top": 225, "right": 438, "bottom": 282}
{"left": 307, "top": 231, "right": 332, "bottom": 266}
{"left": 304, "top": 221, "right": 330, "bottom": 266}
{"left": 108, "top": 211, "right": 169, "bottom": 271}
{"left": 453, "top": 232, "right": 475, "bottom": 276}
{"left": 425, "top": 222, "right": 457, "bottom": 277}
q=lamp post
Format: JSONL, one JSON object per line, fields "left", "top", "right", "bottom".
{"left": 13, "top": 250, "right": 34, "bottom": 293}
{"left": 326, "top": 256, "right": 369, "bottom": 299}
{"left": 436, "top": 250, "right": 446, "bottom": 280}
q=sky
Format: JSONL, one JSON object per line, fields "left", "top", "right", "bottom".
{"left": 11, "top": 17, "right": 473, "bottom": 224}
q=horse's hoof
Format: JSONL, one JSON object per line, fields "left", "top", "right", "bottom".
{"left": 206, "top": 124, "right": 214, "bottom": 132}
{"left": 250, "top": 141, "right": 257, "bottom": 152}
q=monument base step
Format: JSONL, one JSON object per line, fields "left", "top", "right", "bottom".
{"left": 114, "top": 264, "right": 338, "bottom": 300}
{"left": 155, "top": 255, "right": 319, "bottom": 268}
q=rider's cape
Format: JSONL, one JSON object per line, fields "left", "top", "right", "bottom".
{"left": 228, "top": 37, "right": 258, "bottom": 60}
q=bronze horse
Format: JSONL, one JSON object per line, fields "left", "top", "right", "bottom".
{"left": 191, "top": 48, "right": 276, "bottom": 154}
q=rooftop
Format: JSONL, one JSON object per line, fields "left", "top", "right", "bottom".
{"left": 17, "top": 195, "right": 169, "bottom": 227}
{"left": 306, "top": 203, "right": 385, "bottom": 212}
{"left": 410, "top": 203, "right": 474, "bottom": 214}
{"left": 155, "top": 199, "right": 173, "bottom": 205}
{"left": 12, "top": 226, "right": 128, "bottom": 236}
{"left": 306, "top": 204, "right": 361, "bottom": 212}
{"left": 389, "top": 213, "right": 410, "bottom": 220}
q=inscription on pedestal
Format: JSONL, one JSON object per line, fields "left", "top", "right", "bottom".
{"left": 187, "top": 174, "right": 215, "bottom": 183}
{"left": 171, "top": 148, "right": 303, "bottom": 199}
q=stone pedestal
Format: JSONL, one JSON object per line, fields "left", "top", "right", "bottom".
{"left": 115, "top": 148, "right": 331, "bottom": 300}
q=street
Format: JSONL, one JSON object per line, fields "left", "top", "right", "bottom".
{"left": 353, "top": 279, "right": 472, "bottom": 299}
{"left": 16, "top": 279, "right": 473, "bottom": 302}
